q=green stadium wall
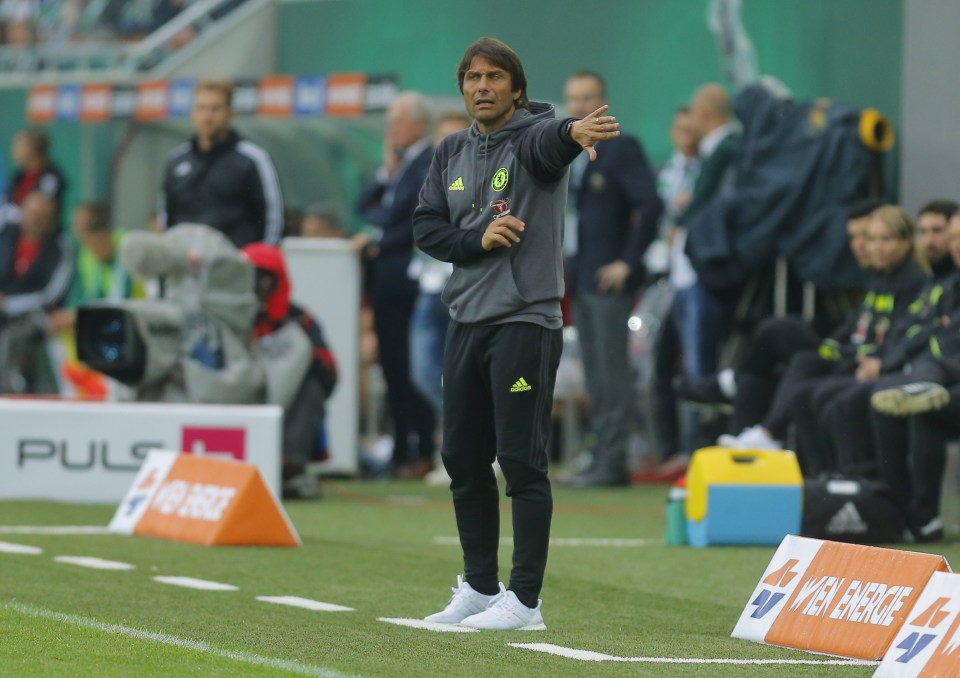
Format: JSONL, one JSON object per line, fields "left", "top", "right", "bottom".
{"left": 0, "top": 0, "right": 904, "bottom": 222}
{"left": 277, "top": 0, "right": 903, "bottom": 173}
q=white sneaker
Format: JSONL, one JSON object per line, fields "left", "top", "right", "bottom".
{"left": 424, "top": 464, "right": 451, "bottom": 486}
{"left": 424, "top": 575, "right": 500, "bottom": 624}
{"left": 717, "top": 425, "right": 782, "bottom": 450}
{"left": 459, "top": 590, "right": 546, "bottom": 631}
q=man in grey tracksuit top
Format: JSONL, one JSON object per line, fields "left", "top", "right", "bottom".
{"left": 413, "top": 37, "right": 620, "bottom": 631}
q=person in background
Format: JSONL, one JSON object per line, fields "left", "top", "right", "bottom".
{"left": 46, "top": 202, "right": 143, "bottom": 398}
{"left": 48, "top": 202, "right": 141, "bottom": 334}
{"left": 282, "top": 206, "right": 304, "bottom": 238}
{"left": 6, "top": 127, "right": 66, "bottom": 218}
{"left": 0, "top": 191, "right": 71, "bottom": 319}
{"left": 655, "top": 84, "right": 741, "bottom": 464}
{"left": 301, "top": 203, "right": 348, "bottom": 239}
{"left": 646, "top": 106, "right": 702, "bottom": 474}
{"left": 647, "top": 106, "right": 700, "bottom": 277}
{"left": 355, "top": 91, "right": 437, "bottom": 479}
{"left": 562, "top": 70, "right": 662, "bottom": 487}
{"left": 807, "top": 200, "right": 959, "bottom": 476}
{"left": 410, "top": 110, "right": 472, "bottom": 419}
{"left": 674, "top": 198, "right": 881, "bottom": 417}
{"left": 0, "top": 131, "right": 5, "bottom": 203}
{"left": 870, "top": 213, "right": 960, "bottom": 542}
{"left": 411, "top": 110, "right": 473, "bottom": 485}
{"left": 719, "top": 205, "right": 928, "bottom": 475}
{"left": 0, "top": 191, "right": 72, "bottom": 394}
{"left": 243, "top": 243, "right": 338, "bottom": 498}
{"left": 159, "top": 78, "right": 284, "bottom": 248}
{"left": 0, "top": 8, "right": 40, "bottom": 72}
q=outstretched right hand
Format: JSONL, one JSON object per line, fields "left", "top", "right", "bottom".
{"left": 481, "top": 215, "right": 525, "bottom": 251}
{"left": 570, "top": 104, "right": 620, "bottom": 161}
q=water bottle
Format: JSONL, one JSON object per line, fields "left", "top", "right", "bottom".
{"left": 664, "top": 476, "right": 688, "bottom": 546}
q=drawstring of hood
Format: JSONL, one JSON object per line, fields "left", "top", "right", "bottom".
{"left": 474, "top": 133, "right": 489, "bottom": 215}
{"left": 482, "top": 134, "right": 488, "bottom": 215}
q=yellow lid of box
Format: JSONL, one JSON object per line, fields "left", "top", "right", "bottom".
{"left": 685, "top": 447, "right": 802, "bottom": 522}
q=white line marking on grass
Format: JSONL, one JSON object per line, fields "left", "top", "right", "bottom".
{"left": 54, "top": 556, "right": 135, "bottom": 571}
{"left": 0, "top": 526, "right": 112, "bottom": 535}
{"left": 257, "top": 596, "right": 355, "bottom": 612}
{"left": 510, "top": 643, "right": 878, "bottom": 665}
{"left": 4, "top": 601, "right": 354, "bottom": 677}
{"left": 433, "top": 536, "right": 653, "bottom": 547}
{"left": 153, "top": 576, "right": 238, "bottom": 591}
{"left": 378, "top": 617, "right": 479, "bottom": 633}
{"left": 0, "top": 541, "right": 42, "bottom": 555}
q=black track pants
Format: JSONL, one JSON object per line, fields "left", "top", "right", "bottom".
{"left": 441, "top": 320, "right": 562, "bottom": 608}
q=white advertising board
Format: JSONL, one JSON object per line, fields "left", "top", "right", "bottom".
{"left": 282, "top": 238, "right": 359, "bottom": 475}
{"left": 0, "top": 399, "right": 282, "bottom": 503}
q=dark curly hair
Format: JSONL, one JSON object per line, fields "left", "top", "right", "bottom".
{"left": 456, "top": 37, "right": 528, "bottom": 109}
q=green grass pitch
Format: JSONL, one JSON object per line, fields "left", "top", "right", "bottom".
{"left": 2, "top": 481, "right": 954, "bottom": 677}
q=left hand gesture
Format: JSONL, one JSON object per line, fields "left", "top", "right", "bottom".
{"left": 353, "top": 233, "right": 379, "bottom": 260}
{"left": 855, "top": 356, "right": 881, "bottom": 382}
{"left": 570, "top": 105, "right": 620, "bottom": 161}
{"left": 596, "top": 260, "right": 631, "bottom": 294}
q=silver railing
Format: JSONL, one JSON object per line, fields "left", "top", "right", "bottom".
{"left": 0, "top": 0, "right": 252, "bottom": 78}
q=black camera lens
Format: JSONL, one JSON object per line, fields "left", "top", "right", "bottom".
{"left": 94, "top": 317, "right": 125, "bottom": 363}
{"left": 77, "top": 305, "right": 153, "bottom": 386}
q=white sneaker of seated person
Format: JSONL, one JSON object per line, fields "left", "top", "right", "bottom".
{"left": 424, "top": 575, "right": 500, "bottom": 624}
{"left": 717, "top": 425, "right": 782, "bottom": 450}
{"left": 459, "top": 589, "right": 546, "bottom": 631}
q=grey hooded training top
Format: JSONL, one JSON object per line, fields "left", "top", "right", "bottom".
{"left": 413, "top": 102, "right": 581, "bottom": 329}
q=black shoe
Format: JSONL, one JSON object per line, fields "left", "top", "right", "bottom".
{"left": 673, "top": 374, "right": 727, "bottom": 404}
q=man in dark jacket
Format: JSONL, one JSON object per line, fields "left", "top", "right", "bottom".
{"left": 6, "top": 127, "right": 66, "bottom": 221}
{"left": 355, "top": 91, "right": 437, "bottom": 479}
{"left": 0, "top": 191, "right": 73, "bottom": 393}
{"left": 676, "top": 83, "right": 739, "bottom": 362}
{"left": 665, "top": 83, "right": 741, "bottom": 457}
{"left": 562, "top": 71, "right": 662, "bottom": 486}
{"left": 159, "top": 78, "right": 284, "bottom": 248}
{"left": 0, "top": 191, "right": 72, "bottom": 320}
{"left": 867, "top": 211, "right": 960, "bottom": 542}
{"left": 414, "top": 37, "right": 617, "bottom": 631}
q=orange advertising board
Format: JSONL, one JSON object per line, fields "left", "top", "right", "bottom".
{"left": 135, "top": 80, "right": 169, "bottom": 121}
{"left": 109, "top": 450, "right": 299, "bottom": 547}
{"left": 733, "top": 535, "right": 949, "bottom": 660}
{"left": 258, "top": 75, "right": 295, "bottom": 117}
{"left": 27, "top": 85, "right": 58, "bottom": 123}
{"left": 80, "top": 84, "right": 113, "bottom": 123}
{"left": 325, "top": 73, "right": 366, "bottom": 117}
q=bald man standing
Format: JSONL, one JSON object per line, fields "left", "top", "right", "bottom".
{"left": 356, "top": 92, "right": 437, "bottom": 478}
{"left": 661, "top": 83, "right": 740, "bottom": 457}
{"left": 684, "top": 84, "right": 738, "bottom": 222}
